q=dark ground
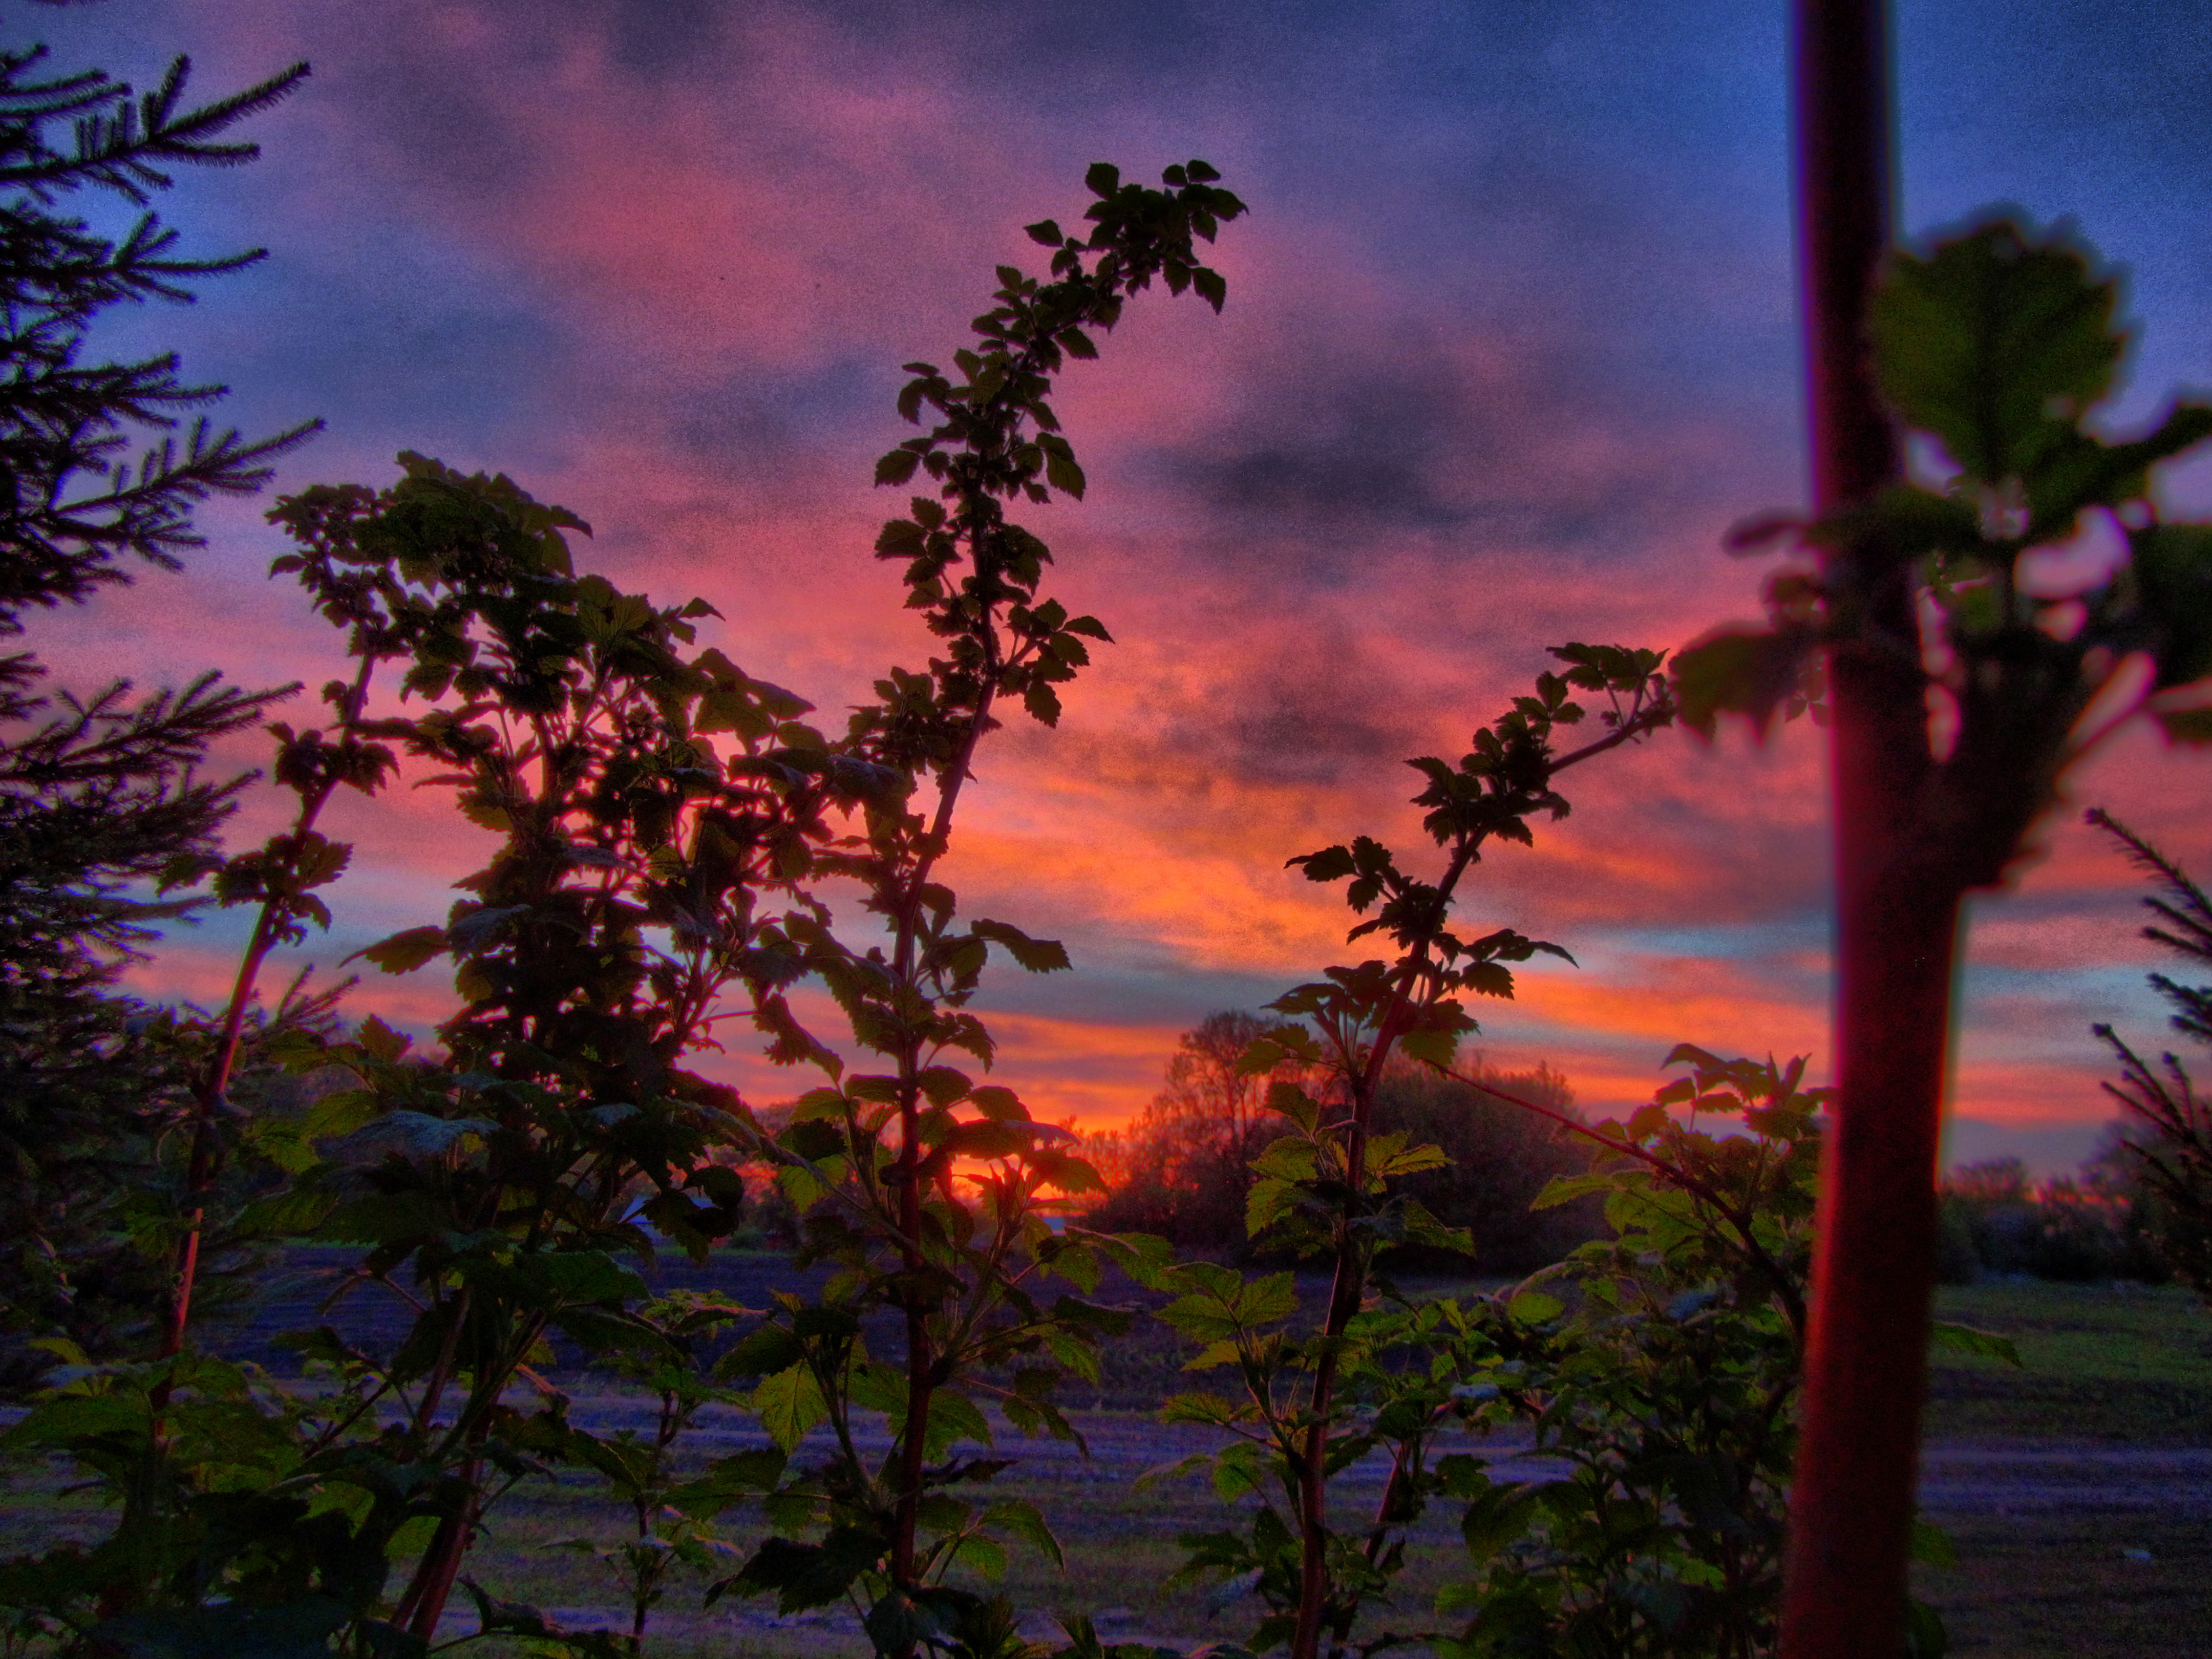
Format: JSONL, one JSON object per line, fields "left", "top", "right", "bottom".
{"left": 17, "top": 1252, "right": 2210, "bottom": 1656}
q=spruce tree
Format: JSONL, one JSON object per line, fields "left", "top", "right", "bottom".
{"left": 0, "top": 25, "right": 315, "bottom": 1381}
{"left": 2091, "top": 810, "right": 2212, "bottom": 1304}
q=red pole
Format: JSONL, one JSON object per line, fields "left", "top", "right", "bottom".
{"left": 1781, "top": 4, "right": 1960, "bottom": 1657}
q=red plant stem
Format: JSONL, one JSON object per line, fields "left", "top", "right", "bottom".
{"left": 398, "top": 1452, "right": 484, "bottom": 1642}
{"left": 156, "top": 903, "right": 279, "bottom": 1370}
{"left": 1781, "top": 4, "right": 1956, "bottom": 1655}
{"left": 154, "top": 652, "right": 379, "bottom": 1422}
{"left": 885, "top": 675, "right": 997, "bottom": 1607}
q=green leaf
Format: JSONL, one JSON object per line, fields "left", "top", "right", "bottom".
{"left": 1671, "top": 627, "right": 1817, "bottom": 738}
{"left": 1910, "top": 1518, "right": 1959, "bottom": 1569}
{"left": 330, "top": 1110, "right": 496, "bottom": 1162}
{"left": 1023, "top": 678, "right": 1063, "bottom": 726}
{"left": 1289, "top": 843, "right": 1356, "bottom": 883}
{"left": 1398, "top": 1025, "right": 1465, "bottom": 1070}
{"left": 1871, "top": 217, "right": 2122, "bottom": 484}
{"left": 979, "top": 1499, "right": 1064, "bottom": 1568}
{"left": 2023, "top": 403, "right": 2212, "bottom": 531}
{"left": 718, "top": 1527, "right": 884, "bottom": 1614}
{"left": 753, "top": 1364, "right": 830, "bottom": 1452}
{"left": 1505, "top": 1291, "right": 1563, "bottom": 1324}
{"left": 1369, "top": 1140, "right": 1452, "bottom": 1177}
{"left": 972, "top": 919, "right": 1072, "bottom": 973}
{"left": 1928, "top": 1321, "right": 2024, "bottom": 1368}
{"left": 1039, "top": 436, "right": 1087, "bottom": 499}
{"left": 348, "top": 926, "right": 447, "bottom": 973}
{"left": 1244, "top": 1177, "right": 1302, "bottom": 1239}
{"left": 1259, "top": 1081, "right": 1320, "bottom": 1131}
{"left": 1458, "top": 1478, "right": 1542, "bottom": 1566}
{"left": 949, "top": 1534, "right": 1008, "bottom": 1580}
{"left": 939, "top": 1119, "right": 1032, "bottom": 1160}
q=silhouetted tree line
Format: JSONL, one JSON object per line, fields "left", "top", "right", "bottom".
{"left": 1080, "top": 1010, "right": 1602, "bottom": 1271}
{"left": 1934, "top": 1150, "right": 2172, "bottom": 1285}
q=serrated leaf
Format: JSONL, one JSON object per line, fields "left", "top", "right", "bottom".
{"left": 1398, "top": 1025, "right": 1465, "bottom": 1070}
{"left": 753, "top": 1364, "right": 829, "bottom": 1452}
{"left": 972, "top": 919, "right": 1072, "bottom": 972}
{"left": 1928, "top": 1321, "right": 2023, "bottom": 1368}
{"left": 349, "top": 926, "right": 448, "bottom": 974}
{"left": 1872, "top": 218, "right": 2121, "bottom": 484}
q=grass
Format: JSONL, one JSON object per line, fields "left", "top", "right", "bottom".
{"left": 3, "top": 1277, "right": 2205, "bottom": 1655}
{"left": 1926, "top": 1278, "right": 2212, "bottom": 1442}
{"left": 1913, "top": 1506, "right": 2212, "bottom": 1657}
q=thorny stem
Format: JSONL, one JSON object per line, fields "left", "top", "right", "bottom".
{"left": 886, "top": 690, "right": 998, "bottom": 1596}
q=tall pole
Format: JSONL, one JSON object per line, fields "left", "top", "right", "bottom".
{"left": 1782, "top": 4, "right": 1961, "bottom": 1657}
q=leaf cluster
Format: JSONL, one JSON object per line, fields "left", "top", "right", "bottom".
{"left": 0, "top": 44, "right": 318, "bottom": 624}
{"left": 1676, "top": 216, "right": 2212, "bottom": 891}
{"left": 1431, "top": 1050, "right": 1862, "bottom": 1658}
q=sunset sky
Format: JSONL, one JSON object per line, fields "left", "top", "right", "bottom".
{"left": 31, "top": 0, "right": 2212, "bottom": 1172}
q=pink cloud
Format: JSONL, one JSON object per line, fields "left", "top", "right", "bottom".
{"left": 58, "top": 0, "right": 2212, "bottom": 1166}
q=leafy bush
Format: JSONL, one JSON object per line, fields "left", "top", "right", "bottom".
{"left": 1433, "top": 1047, "right": 1823, "bottom": 1659}
{"left": 1365, "top": 1060, "right": 1599, "bottom": 1274}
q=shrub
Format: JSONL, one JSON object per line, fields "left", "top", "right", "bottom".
{"left": 1366, "top": 1059, "right": 1599, "bottom": 1273}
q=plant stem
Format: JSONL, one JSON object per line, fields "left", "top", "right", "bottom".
{"left": 1286, "top": 696, "right": 1669, "bottom": 1659}
{"left": 1780, "top": 5, "right": 1948, "bottom": 1654}
{"left": 155, "top": 650, "right": 379, "bottom": 1411}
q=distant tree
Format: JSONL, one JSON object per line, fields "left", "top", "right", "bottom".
{"left": 2089, "top": 810, "right": 2212, "bottom": 1304}
{"left": 1085, "top": 1013, "right": 1597, "bottom": 1270}
{"left": 0, "top": 26, "right": 314, "bottom": 1379}
{"left": 1082, "top": 1010, "right": 1312, "bottom": 1250}
{"left": 1367, "top": 1057, "right": 1599, "bottom": 1272}
{"left": 1935, "top": 1151, "right": 2166, "bottom": 1284}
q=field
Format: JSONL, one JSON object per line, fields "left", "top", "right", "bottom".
{"left": 1916, "top": 1281, "right": 2212, "bottom": 1656}
{"left": 3, "top": 1266, "right": 2206, "bottom": 1656}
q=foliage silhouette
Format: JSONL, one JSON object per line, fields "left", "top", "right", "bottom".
{"left": 1677, "top": 211, "right": 2212, "bottom": 1653}
{"left": 2089, "top": 810, "right": 2212, "bottom": 1303}
{"left": 0, "top": 21, "right": 316, "bottom": 1390}
{"left": 1087, "top": 1025, "right": 1594, "bottom": 1274}
{"left": 0, "top": 157, "right": 1252, "bottom": 1659}
{"left": 698, "top": 156, "right": 1248, "bottom": 1659}
{"left": 1129, "top": 643, "right": 1676, "bottom": 1659}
